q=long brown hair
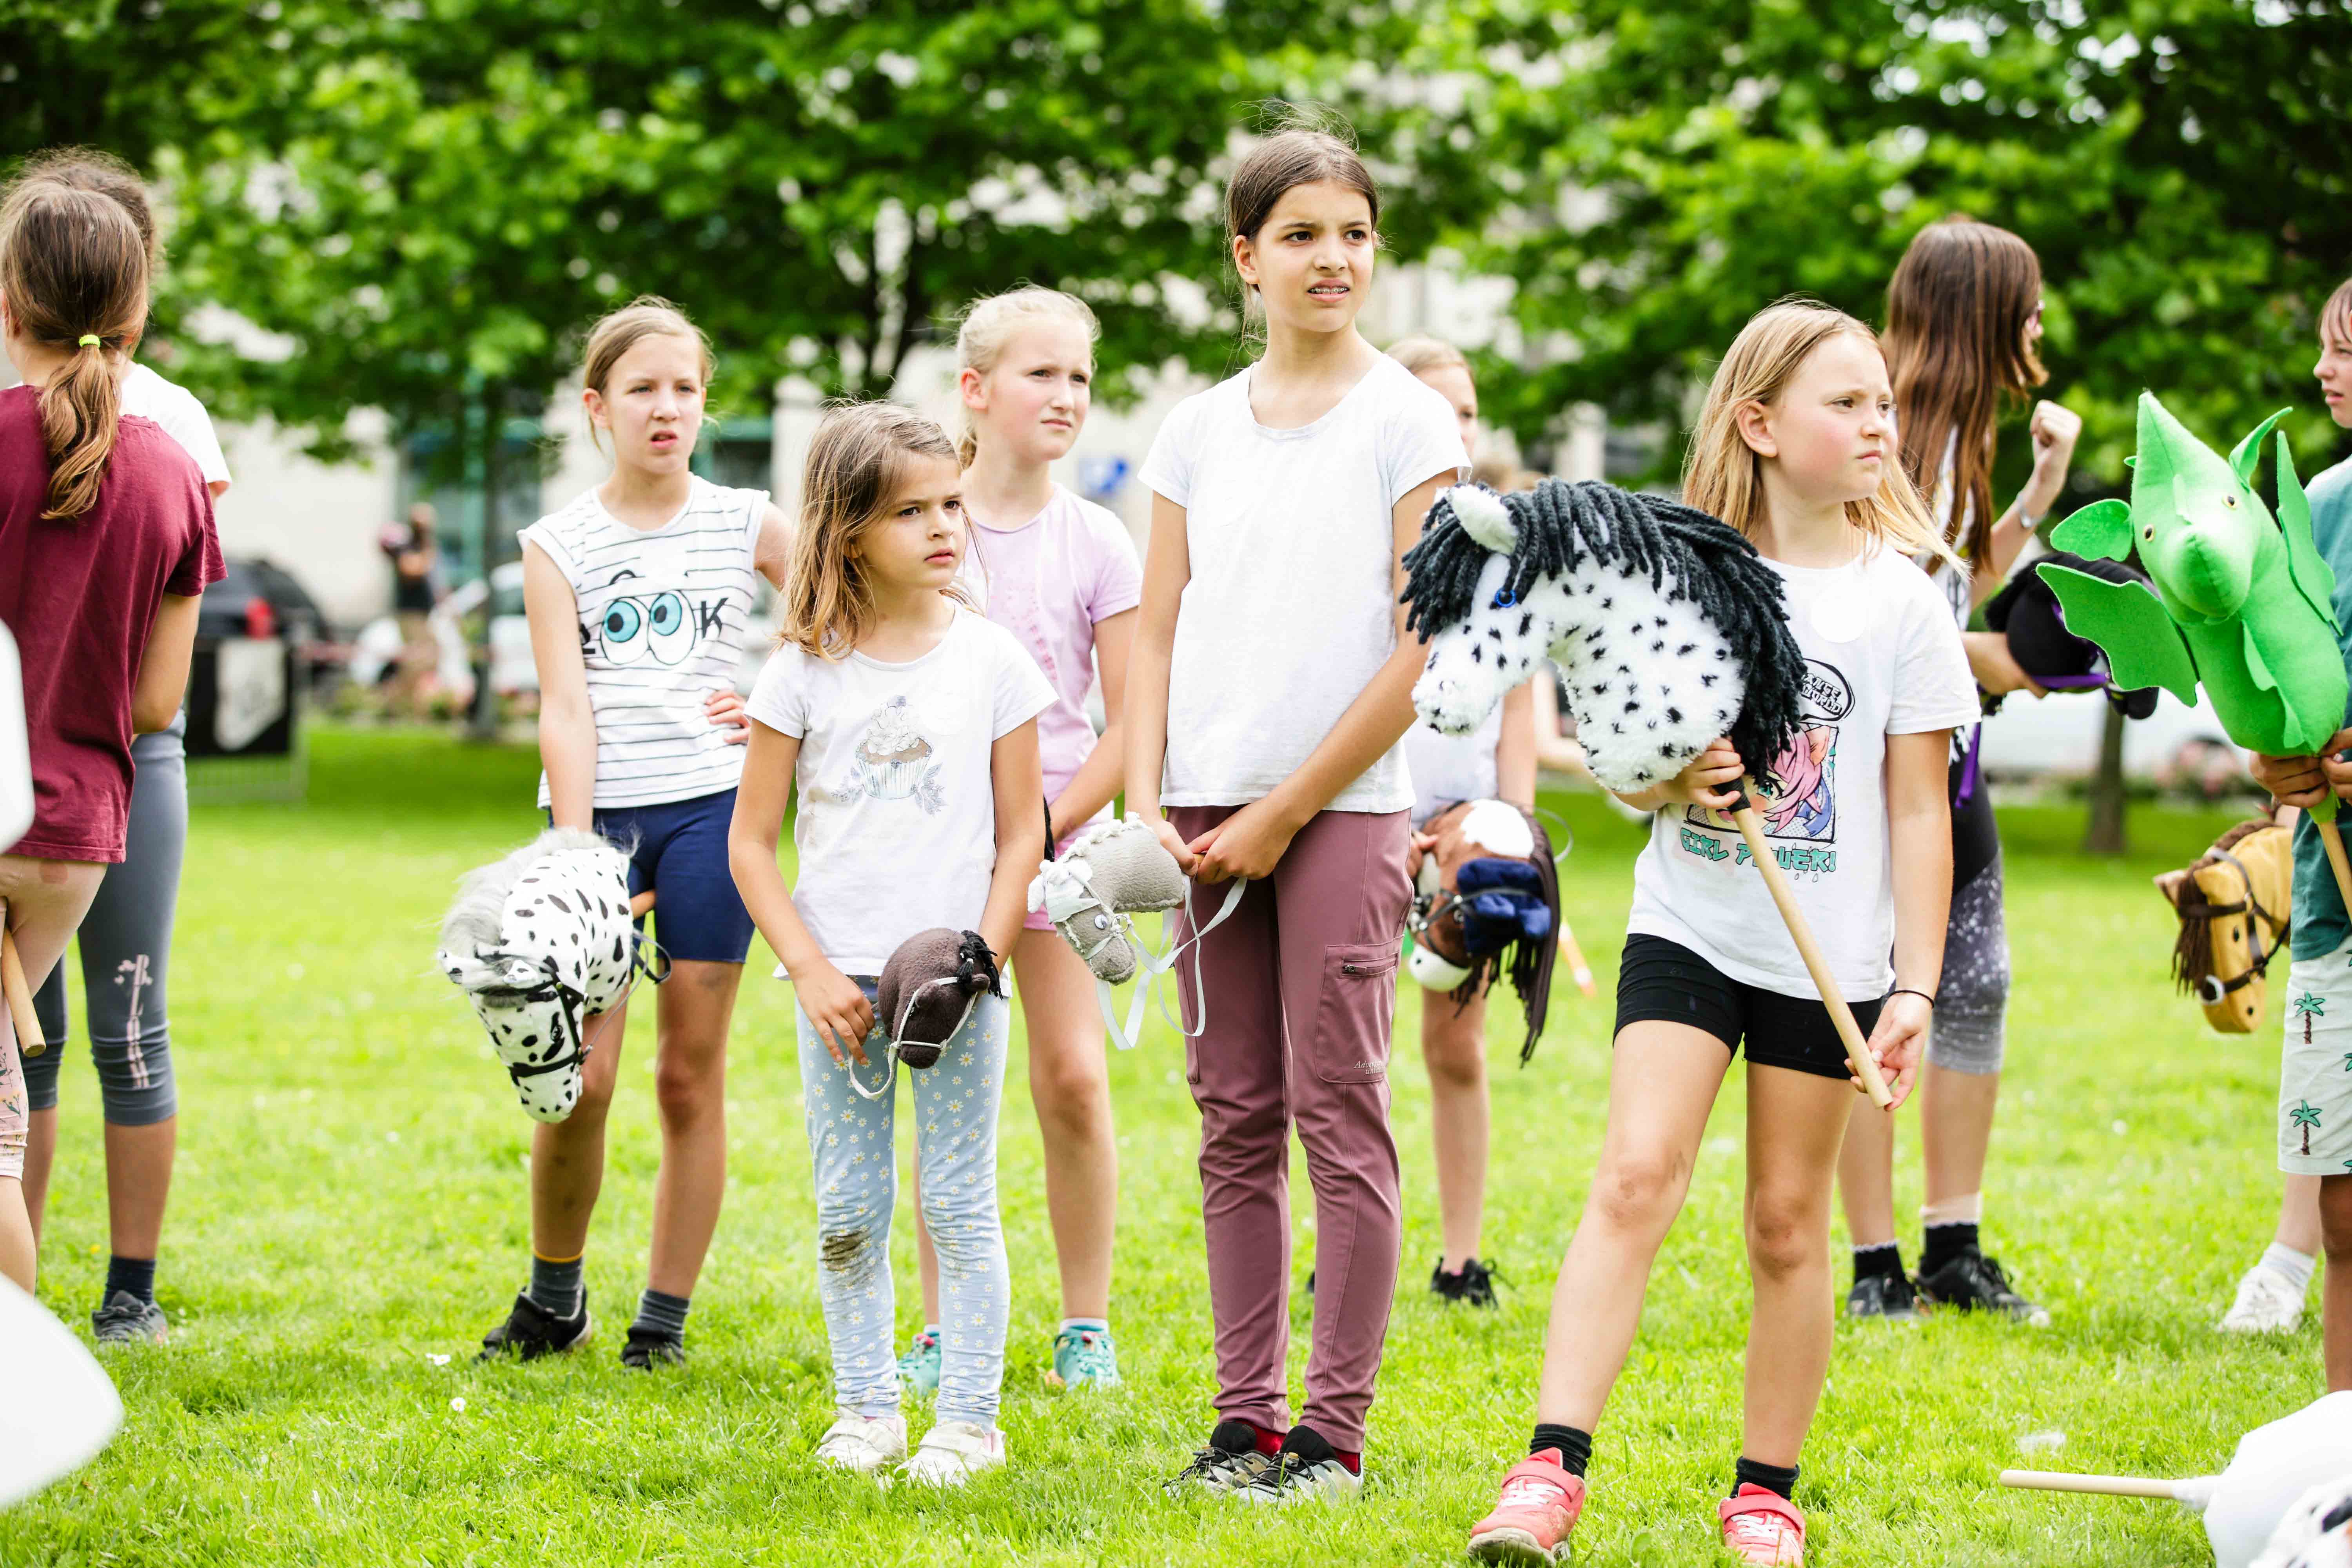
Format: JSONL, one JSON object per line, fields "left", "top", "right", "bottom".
{"left": 777, "top": 402, "right": 969, "bottom": 658}
{"left": 0, "top": 169, "right": 150, "bottom": 519}
{"left": 24, "top": 148, "right": 157, "bottom": 263}
{"left": 1682, "top": 300, "right": 1961, "bottom": 570}
{"left": 1882, "top": 215, "right": 2047, "bottom": 558}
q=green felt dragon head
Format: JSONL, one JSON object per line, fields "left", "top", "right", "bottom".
{"left": 2036, "top": 391, "right": 2346, "bottom": 761}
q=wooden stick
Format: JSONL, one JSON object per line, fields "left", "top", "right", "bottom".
{"left": 1998, "top": 1469, "right": 2197, "bottom": 1501}
{"left": 0, "top": 900, "right": 43, "bottom": 1060}
{"left": 629, "top": 889, "right": 657, "bottom": 919}
{"left": 1727, "top": 791, "right": 1894, "bottom": 1108}
{"left": 2315, "top": 808, "right": 2352, "bottom": 922}
{"left": 1557, "top": 920, "right": 1598, "bottom": 999}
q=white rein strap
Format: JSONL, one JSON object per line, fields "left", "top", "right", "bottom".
{"left": 1098, "top": 877, "right": 1248, "bottom": 1053}
{"left": 842, "top": 975, "right": 982, "bottom": 1103}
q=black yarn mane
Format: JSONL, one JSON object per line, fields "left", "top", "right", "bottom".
{"left": 1441, "top": 807, "right": 1563, "bottom": 1067}
{"left": 1403, "top": 477, "right": 1808, "bottom": 789}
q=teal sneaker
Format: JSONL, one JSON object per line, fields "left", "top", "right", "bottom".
{"left": 1046, "top": 1324, "right": 1122, "bottom": 1390}
{"left": 896, "top": 1328, "right": 941, "bottom": 1399}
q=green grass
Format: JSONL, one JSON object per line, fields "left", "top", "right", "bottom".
{"left": 1, "top": 726, "right": 2319, "bottom": 1565}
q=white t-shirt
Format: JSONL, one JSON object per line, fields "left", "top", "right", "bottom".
{"left": 746, "top": 608, "right": 1054, "bottom": 974}
{"left": 1921, "top": 430, "right": 1976, "bottom": 626}
{"left": 1624, "top": 545, "right": 1977, "bottom": 1001}
{"left": 1140, "top": 354, "right": 1465, "bottom": 815}
{"left": 520, "top": 475, "right": 768, "bottom": 809}
{"left": 1403, "top": 708, "right": 1502, "bottom": 827}
{"left": 121, "top": 364, "right": 231, "bottom": 491}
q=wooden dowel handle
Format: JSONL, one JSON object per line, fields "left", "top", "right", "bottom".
{"left": 629, "top": 889, "right": 656, "bottom": 919}
{"left": 0, "top": 902, "right": 44, "bottom": 1060}
{"left": 1998, "top": 1470, "right": 2189, "bottom": 1500}
{"left": 1557, "top": 919, "right": 1598, "bottom": 999}
{"left": 2314, "top": 811, "right": 2352, "bottom": 922}
{"left": 1729, "top": 798, "right": 1894, "bottom": 1108}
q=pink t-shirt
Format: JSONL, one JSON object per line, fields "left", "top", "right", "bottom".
{"left": 971, "top": 485, "right": 1142, "bottom": 817}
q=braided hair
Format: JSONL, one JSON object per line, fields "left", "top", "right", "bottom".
{"left": 1404, "top": 477, "right": 1809, "bottom": 789}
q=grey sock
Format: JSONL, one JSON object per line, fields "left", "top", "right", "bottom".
{"left": 632, "top": 1288, "right": 690, "bottom": 1340}
{"left": 527, "top": 1255, "right": 584, "bottom": 1319}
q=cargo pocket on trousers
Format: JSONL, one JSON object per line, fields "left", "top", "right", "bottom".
{"left": 1307, "top": 942, "right": 1399, "bottom": 1084}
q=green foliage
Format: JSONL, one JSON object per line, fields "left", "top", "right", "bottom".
{"left": 1458, "top": 0, "right": 2352, "bottom": 491}
{"left": 145, "top": 0, "right": 1461, "bottom": 458}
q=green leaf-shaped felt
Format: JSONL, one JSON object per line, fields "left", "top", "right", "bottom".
{"left": 2051, "top": 498, "right": 2133, "bottom": 561}
{"left": 2035, "top": 564, "right": 2200, "bottom": 704}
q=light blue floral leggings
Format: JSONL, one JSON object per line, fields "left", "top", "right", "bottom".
{"left": 796, "top": 980, "right": 1009, "bottom": 1430}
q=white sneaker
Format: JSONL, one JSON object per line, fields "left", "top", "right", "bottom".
{"left": 813, "top": 1411, "right": 907, "bottom": 1474}
{"left": 2220, "top": 1263, "right": 2307, "bottom": 1334}
{"left": 895, "top": 1419, "right": 1006, "bottom": 1486}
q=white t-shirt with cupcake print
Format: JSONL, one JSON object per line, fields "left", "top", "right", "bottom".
{"left": 746, "top": 608, "right": 1054, "bottom": 974}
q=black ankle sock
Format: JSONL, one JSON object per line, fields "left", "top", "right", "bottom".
{"left": 1531, "top": 1423, "right": 1593, "bottom": 1477}
{"left": 1922, "top": 1221, "right": 1979, "bottom": 1275}
{"left": 1851, "top": 1241, "right": 1903, "bottom": 1285}
{"left": 1733, "top": 1456, "right": 1800, "bottom": 1500}
{"left": 631, "top": 1288, "right": 690, "bottom": 1340}
{"left": 105, "top": 1255, "right": 156, "bottom": 1307}
{"left": 526, "top": 1254, "right": 584, "bottom": 1319}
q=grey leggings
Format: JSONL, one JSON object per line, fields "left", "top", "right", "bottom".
{"left": 1922, "top": 854, "right": 2008, "bottom": 1075}
{"left": 798, "top": 979, "right": 1009, "bottom": 1429}
{"left": 27, "top": 726, "right": 184, "bottom": 1125}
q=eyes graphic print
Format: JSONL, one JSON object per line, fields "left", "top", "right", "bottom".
{"left": 597, "top": 588, "right": 695, "bottom": 666}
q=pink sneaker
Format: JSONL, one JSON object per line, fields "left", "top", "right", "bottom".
{"left": 1467, "top": 1448, "right": 1587, "bottom": 1564}
{"left": 1719, "top": 1483, "right": 1806, "bottom": 1565}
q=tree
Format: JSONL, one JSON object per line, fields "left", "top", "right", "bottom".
{"left": 2291, "top": 1098, "right": 2322, "bottom": 1156}
{"left": 1458, "top": 0, "right": 2352, "bottom": 494}
{"left": 156, "top": 0, "right": 1471, "bottom": 464}
{"left": 2294, "top": 991, "right": 2325, "bottom": 1045}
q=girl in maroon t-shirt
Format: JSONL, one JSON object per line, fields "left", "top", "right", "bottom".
{"left": 0, "top": 169, "right": 220, "bottom": 1291}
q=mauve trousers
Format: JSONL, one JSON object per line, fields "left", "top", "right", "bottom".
{"left": 1168, "top": 805, "right": 1411, "bottom": 1452}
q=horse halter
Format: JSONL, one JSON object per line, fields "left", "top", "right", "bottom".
{"left": 478, "top": 932, "right": 670, "bottom": 1093}
{"left": 2181, "top": 846, "right": 2286, "bottom": 1004}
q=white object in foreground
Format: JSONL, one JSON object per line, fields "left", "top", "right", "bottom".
{"left": 2002, "top": 1391, "right": 2352, "bottom": 1568}
{"left": 0, "top": 1275, "right": 123, "bottom": 1508}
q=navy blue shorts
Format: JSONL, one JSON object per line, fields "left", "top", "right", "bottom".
{"left": 551, "top": 788, "right": 755, "bottom": 965}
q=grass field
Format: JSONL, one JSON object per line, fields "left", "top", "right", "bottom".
{"left": 0, "top": 726, "right": 2323, "bottom": 1566}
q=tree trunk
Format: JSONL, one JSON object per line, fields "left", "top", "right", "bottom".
{"left": 2084, "top": 701, "right": 2129, "bottom": 855}
{"left": 466, "top": 391, "right": 502, "bottom": 742}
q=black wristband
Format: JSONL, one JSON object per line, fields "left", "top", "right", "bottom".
{"left": 1888, "top": 987, "right": 1936, "bottom": 1009}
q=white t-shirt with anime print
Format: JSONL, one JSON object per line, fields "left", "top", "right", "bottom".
{"left": 1624, "top": 544, "right": 1977, "bottom": 1002}
{"left": 746, "top": 609, "right": 1055, "bottom": 975}
{"left": 521, "top": 475, "right": 769, "bottom": 809}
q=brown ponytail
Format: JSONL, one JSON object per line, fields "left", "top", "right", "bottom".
{"left": 0, "top": 171, "right": 150, "bottom": 519}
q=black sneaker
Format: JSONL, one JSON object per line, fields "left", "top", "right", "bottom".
{"left": 91, "top": 1290, "right": 169, "bottom": 1345}
{"left": 1431, "top": 1256, "right": 1499, "bottom": 1308}
{"left": 1916, "top": 1249, "right": 2049, "bottom": 1326}
{"left": 1845, "top": 1271, "right": 1923, "bottom": 1321}
{"left": 478, "top": 1290, "right": 592, "bottom": 1361}
{"left": 619, "top": 1326, "right": 686, "bottom": 1368}
{"left": 1165, "top": 1418, "right": 1276, "bottom": 1495}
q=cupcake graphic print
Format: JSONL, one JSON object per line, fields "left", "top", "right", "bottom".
{"left": 853, "top": 695, "right": 943, "bottom": 813}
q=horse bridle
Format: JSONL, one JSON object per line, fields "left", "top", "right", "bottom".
{"left": 2182, "top": 847, "right": 2287, "bottom": 1005}
{"left": 485, "top": 934, "right": 671, "bottom": 1091}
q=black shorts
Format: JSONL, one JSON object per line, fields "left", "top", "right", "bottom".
{"left": 1614, "top": 934, "right": 1883, "bottom": 1082}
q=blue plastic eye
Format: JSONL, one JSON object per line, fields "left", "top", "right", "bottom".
{"left": 1491, "top": 588, "right": 1519, "bottom": 610}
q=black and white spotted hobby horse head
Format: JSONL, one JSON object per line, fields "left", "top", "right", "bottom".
{"left": 437, "top": 828, "right": 663, "bottom": 1122}
{"left": 1403, "top": 478, "right": 1808, "bottom": 795}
